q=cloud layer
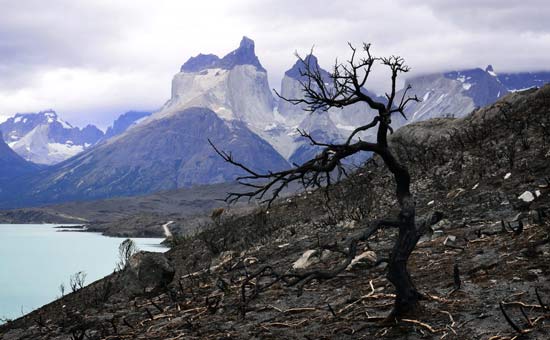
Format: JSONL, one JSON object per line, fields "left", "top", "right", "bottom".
{"left": 0, "top": 0, "right": 549, "bottom": 127}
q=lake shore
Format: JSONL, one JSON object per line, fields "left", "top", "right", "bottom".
{"left": 0, "top": 224, "right": 167, "bottom": 322}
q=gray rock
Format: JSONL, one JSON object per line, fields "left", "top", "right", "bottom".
{"left": 346, "top": 251, "right": 377, "bottom": 270}
{"left": 433, "top": 218, "right": 452, "bottom": 230}
{"left": 293, "top": 249, "right": 318, "bottom": 269}
{"left": 518, "top": 191, "right": 535, "bottom": 202}
{"left": 443, "top": 235, "right": 457, "bottom": 246}
{"left": 469, "top": 250, "right": 500, "bottom": 273}
{"left": 121, "top": 251, "right": 175, "bottom": 294}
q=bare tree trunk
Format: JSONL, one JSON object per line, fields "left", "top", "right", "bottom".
{"left": 214, "top": 43, "right": 425, "bottom": 319}
{"left": 387, "top": 209, "right": 420, "bottom": 317}
{"left": 381, "top": 150, "right": 421, "bottom": 317}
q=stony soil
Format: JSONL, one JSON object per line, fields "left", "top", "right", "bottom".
{"left": 1, "top": 87, "right": 550, "bottom": 339}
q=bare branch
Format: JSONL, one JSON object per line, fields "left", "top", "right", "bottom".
{"left": 211, "top": 42, "right": 423, "bottom": 318}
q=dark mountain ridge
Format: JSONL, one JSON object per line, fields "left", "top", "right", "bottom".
{"left": 103, "top": 111, "right": 152, "bottom": 140}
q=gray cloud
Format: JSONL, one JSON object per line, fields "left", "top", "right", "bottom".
{"left": 0, "top": 0, "right": 549, "bottom": 127}
{"left": 0, "top": 1, "right": 126, "bottom": 77}
{"left": 407, "top": 0, "right": 550, "bottom": 32}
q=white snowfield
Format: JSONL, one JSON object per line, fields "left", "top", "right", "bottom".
{"left": 9, "top": 125, "right": 84, "bottom": 165}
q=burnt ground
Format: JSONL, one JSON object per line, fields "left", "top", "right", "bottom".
{"left": 1, "top": 87, "right": 550, "bottom": 339}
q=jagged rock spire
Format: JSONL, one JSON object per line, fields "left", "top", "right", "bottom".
{"left": 285, "top": 54, "right": 329, "bottom": 81}
{"left": 180, "top": 36, "right": 265, "bottom": 73}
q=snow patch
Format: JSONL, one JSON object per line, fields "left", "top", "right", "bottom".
{"left": 58, "top": 118, "right": 73, "bottom": 129}
{"left": 510, "top": 86, "right": 537, "bottom": 93}
{"left": 336, "top": 123, "right": 355, "bottom": 131}
{"left": 213, "top": 106, "right": 234, "bottom": 121}
{"left": 263, "top": 123, "right": 278, "bottom": 131}
{"left": 132, "top": 116, "right": 149, "bottom": 126}
{"left": 423, "top": 91, "right": 431, "bottom": 101}
{"left": 48, "top": 142, "right": 84, "bottom": 159}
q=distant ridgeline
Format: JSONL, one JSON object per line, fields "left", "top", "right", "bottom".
{"left": 0, "top": 37, "right": 549, "bottom": 208}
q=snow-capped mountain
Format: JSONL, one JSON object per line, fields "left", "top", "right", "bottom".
{"left": 289, "top": 111, "right": 344, "bottom": 165}
{"left": 398, "top": 65, "right": 509, "bottom": 124}
{"left": 496, "top": 69, "right": 550, "bottom": 92}
{"left": 276, "top": 55, "right": 385, "bottom": 163}
{"left": 103, "top": 111, "right": 152, "bottom": 140}
{"left": 0, "top": 110, "right": 104, "bottom": 165}
{"left": 278, "top": 55, "right": 331, "bottom": 125}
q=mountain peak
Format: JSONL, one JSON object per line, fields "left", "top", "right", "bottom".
{"left": 285, "top": 54, "right": 328, "bottom": 81}
{"left": 180, "top": 53, "right": 220, "bottom": 72}
{"left": 239, "top": 36, "right": 254, "bottom": 50}
{"left": 485, "top": 65, "right": 497, "bottom": 77}
{"left": 180, "top": 36, "right": 265, "bottom": 73}
{"left": 219, "top": 36, "right": 265, "bottom": 72}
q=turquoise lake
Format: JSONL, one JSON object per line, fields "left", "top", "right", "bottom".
{"left": 0, "top": 224, "right": 167, "bottom": 322}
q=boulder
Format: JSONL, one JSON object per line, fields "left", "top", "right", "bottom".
{"left": 293, "top": 250, "right": 318, "bottom": 269}
{"left": 121, "top": 251, "right": 175, "bottom": 295}
{"left": 347, "top": 251, "right": 377, "bottom": 270}
{"left": 518, "top": 191, "right": 535, "bottom": 203}
{"left": 432, "top": 218, "right": 452, "bottom": 231}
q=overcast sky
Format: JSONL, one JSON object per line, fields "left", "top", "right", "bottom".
{"left": 1, "top": 0, "right": 549, "bottom": 129}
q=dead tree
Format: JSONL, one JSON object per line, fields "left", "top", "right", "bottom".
{"left": 210, "top": 43, "right": 421, "bottom": 318}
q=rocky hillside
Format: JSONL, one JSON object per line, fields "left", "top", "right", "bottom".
{"left": 0, "top": 132, "right": 40, "bottom": 187}
{"left": 497, "top": 69, "right": 550, "bottom": 92}
{"left": 2, "top": 85, "right": 549, "bottom": 339}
